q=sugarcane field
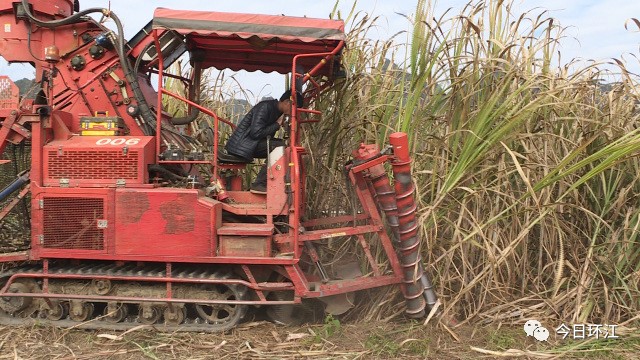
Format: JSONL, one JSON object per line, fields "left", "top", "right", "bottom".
{"left": 1, "top": 0, "right": 640, "bottom": 358}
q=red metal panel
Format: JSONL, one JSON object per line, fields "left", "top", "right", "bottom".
{"left": 43, "top": 136, "right": 155, "bottom": 186}
{"left": 47, "top": 149, "right": 139, "bottom": 180}
{"left": 0, "top": 251, "right": 29, "bottom": 262}
{"left": 0, "top": 1, "right": 75, "bottom": 19}
{"left": 114, "top": 188, "right": 218, "bottom": 258}
{"left": 219, "top": 236, "right": 271, "bottom": 257}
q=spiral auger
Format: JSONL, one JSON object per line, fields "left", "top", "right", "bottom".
{"left": 353, "top": 132, "right": 438, "bottom": 319}
{"left": 388, "top": 133, "right": 438, "bottom": 316}
{"left": 368, "top": 168, "right": 426, "bottom": 317}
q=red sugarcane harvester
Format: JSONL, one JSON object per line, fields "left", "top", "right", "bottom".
{"left": 0, "top": 0, "right": 437, "bottom": 330}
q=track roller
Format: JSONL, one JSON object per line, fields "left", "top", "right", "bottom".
{"left": 138, "top": 304, "right": 162, "bottom": 324}
{"left": 92, "top": 279, "right": 112, "bottom": 295}
{"left": 44, "top": 301, "right": 68, "bottom": 321}
{"left": 163, "top": 304, "right": 186, "bottom": 325}
{"left": 104, "top": 302, "right": 128, "bottom": 323}
{"left": 0, "top": 281, "right": 32, "bottom": 313}
{"left": 69, "top": 301, "right": 94, "bottom": 322}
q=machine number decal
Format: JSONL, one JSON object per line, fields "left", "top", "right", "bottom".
{"left": 4, "top": 24, "right": 10, "bottom": 33}
{"left": 96, "top": 138, "right": 140, "bottom": 146}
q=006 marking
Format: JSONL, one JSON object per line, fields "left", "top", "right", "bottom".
{"left": 95, "top": 138, "right": 140, "bottom": 146}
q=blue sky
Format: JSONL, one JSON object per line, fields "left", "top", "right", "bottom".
{"left": 1, "top": 0, "right": 639, "bottom": 98}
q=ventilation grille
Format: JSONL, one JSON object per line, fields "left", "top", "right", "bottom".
{"left": 47, "top": 150, "right": 139, "bottom": 180}
{"left": 0, "top": 77, "right": 19, "bottom": 109}
{"left": 42, "top": 197, "right": 105, "bottom": 250}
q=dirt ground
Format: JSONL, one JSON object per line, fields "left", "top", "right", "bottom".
{"left": 1, "top": 317, "right": 638, "bottom": 359}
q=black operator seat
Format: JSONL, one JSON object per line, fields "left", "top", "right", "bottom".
{"left": 217, "top": 149, "right": 252, "bottom": 164}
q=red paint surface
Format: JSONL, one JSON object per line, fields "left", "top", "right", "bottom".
{"left": 115, "top": 189, "right": 217, "bottom": 257}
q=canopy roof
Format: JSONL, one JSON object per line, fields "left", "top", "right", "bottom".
{"left": 152, "top": 8, "right": 345, "bottom": 74}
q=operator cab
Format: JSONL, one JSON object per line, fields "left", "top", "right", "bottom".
{"left": 129, "top": 8, "right": 345, "bottom": 204}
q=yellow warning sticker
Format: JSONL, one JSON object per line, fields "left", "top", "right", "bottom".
{"left": 320, "top": 232, "right": 347, "bottom": 239}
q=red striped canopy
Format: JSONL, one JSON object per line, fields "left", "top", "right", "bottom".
{"left": 152, "top": 8, "right": 345, "bottom": 74}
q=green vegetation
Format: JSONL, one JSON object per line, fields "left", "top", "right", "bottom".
{"left": 488, "top": 328, "right": 518, "bottom": 350}
{"left": 132, "top": 341, "right": 161, "bottom": 360}
{"left": 365, "top": 332, "right": 405, "bottom": 357}
{"left": 13, "top": 78, "right": 38, "bottom": 98}
{"left": 365, "top": 331, "right": 431, "bottom": 357}
{"left": 309, "top": 314, "right": 342, "bottom": 343}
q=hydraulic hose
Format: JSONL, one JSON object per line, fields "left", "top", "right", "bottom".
{"left": 169, "top": 109, "right": 199, "bottom": 125}
{"left": 108, "top": 11, "right": 203, "bottom": 129}
{"left": 0, "top": 172, "right": 29, "bottom": 203}
{"left": 20, "top": 0, "right": 162, "bottom": 136}
{"left": 169, "top": 62, "right": 202, "bottom": 125}
{"left": 148, "top": 165, "right": 186, "bottom": 181}
{"left": 108, "top": 12, "right": 203, "bottom": 129}
{"left": 20, "top": 0, "right": 104, "bottom": 28}
{"left": 108, "top": 11, "right": 157, "bottom": 134}
{"left": 131, "top": 42, "right": 199, "bottom": 127}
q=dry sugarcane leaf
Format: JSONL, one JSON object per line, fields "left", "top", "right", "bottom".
{"left": 285, "top": 332, "right": 309, "bottom": 342}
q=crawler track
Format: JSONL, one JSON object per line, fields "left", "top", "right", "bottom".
{"left": 0, "top": 311, "right": 247, "bottom": 332}
{"left": 0, "top": 261, "right": 294, "bottom": 332}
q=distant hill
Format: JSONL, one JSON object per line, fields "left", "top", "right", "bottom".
{"left": 224, "top": 98, "right": 251, "bottom": 123}
{"left": 14, "top": 78, "right": 39, "bottom": 99}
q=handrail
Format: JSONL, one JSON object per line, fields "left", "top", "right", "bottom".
{"left": 297, "top": 108, "right": 322, "bottom": 124}
{"left": 152, "top": 26, "right": 236, "bottom": 180}
{"left": 160, "top": 88, "right": 235, "bottom": 128}
{"left": 290, "top": 40, "right": 345, "bottom": 260}
{"left": 290, "top": 41, "right": 344, "bottom": 143}
{"left": 159, "top": 89, "right": 236, "bottom": 180}
{"left": 154, "top": 29, "right": 164, "bottom": 164}
{"left": 297, "top": 108, "right": 321, "bottom": 115}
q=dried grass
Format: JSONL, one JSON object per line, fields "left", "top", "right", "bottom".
{"left": 305, "top": 0, "right": 640, "bottom": 327}
{"left": 3, "top": 1, "right": 640, "bottom": 356}
{"left": 2, "top": 320, "right": 636, "bottom": 359}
